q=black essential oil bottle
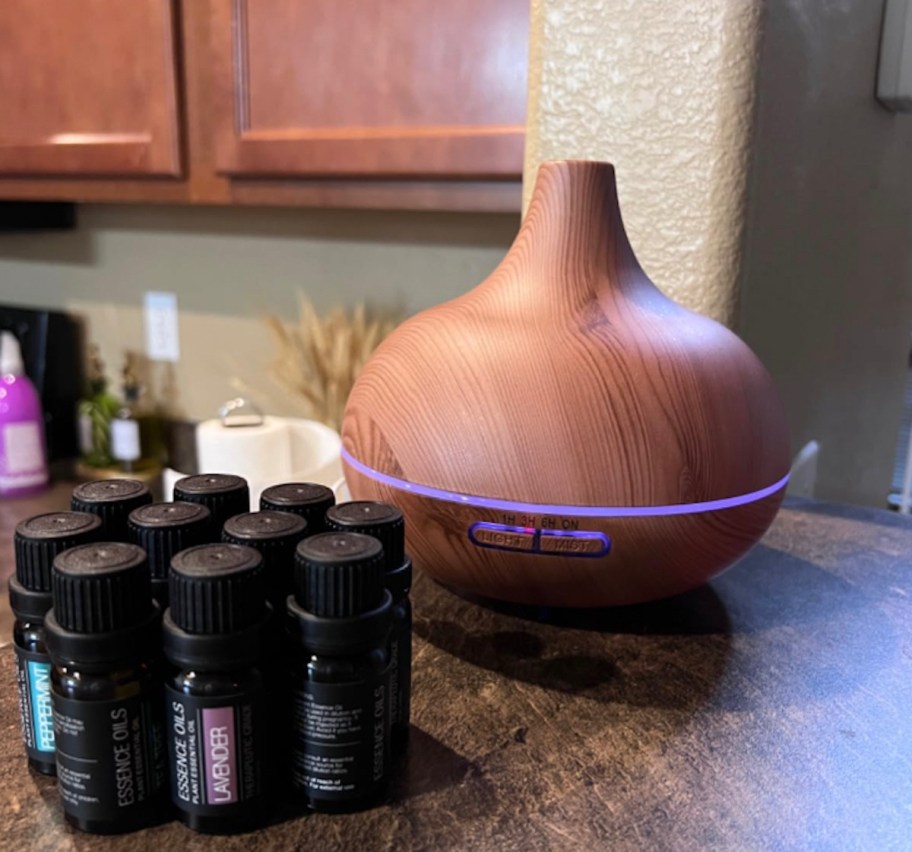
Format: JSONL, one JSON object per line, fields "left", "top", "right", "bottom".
{"left": 287, "top": 532, "right": 392, "bottom": 812}
{"left": 221, "top": 510, "right": 309, "bottom": 791}
{"left": 10, "top": 511, "right": 102, "bottom": 775}
{"left": 259, "top": 482, "right": 335, "bottom": 533}
{"left": 326, "top": 502, "right": 412, "bottom": 744}
{"left": 222, "top": 510, "right": 309, "bottom": 614}
{"left": 173, "top": 474, "right": 250, "bottom": 533}
{"left": 71, "top": 479, "right": 153, "bottom": 540}
{"left": 128, "top": 501, "right": 212, "bottom": 608}
{"left": 163, "top": 543, "right": 271, "bottom": 834}
{"left": 45, "top": 542, "right": 168, "bottom": 834}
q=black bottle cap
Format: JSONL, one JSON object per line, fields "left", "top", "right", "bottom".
{"left": 223, "top": 510, "right": 307, "bottom": 544}
{"left": 71, "top": 479, "right": 153, "bottom": 540}
{"left": 9, "top": 512, "right": 102, "bottom": 620}
{"left": 259, "top": 482, "right": 335, "bottom": 532}
{"left": 128, "top": 502, "right": 212, "bottom": 580}
{"left": 222, "top": 511, "right": 307, "bottom": 603}
{"left": 15, "top": 512, "right": 103, "bottom": 592}
{"left": 169, "top": 544, "right": 264, "bottom": 634}
{"left": 173, "top": 474, "right": 249, "bottom": 530}
{"left": 294, "top": 532, "right": 385, "bottom": 618}
{"left": 51, "top": 542, "right": 152, "bottom": 633}
{"left": 325, "top": 501, "right": 405, "bottom": 570}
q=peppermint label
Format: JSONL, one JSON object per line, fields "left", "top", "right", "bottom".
{"left": 14, "top": 646, "right": 55, "bottom": 759}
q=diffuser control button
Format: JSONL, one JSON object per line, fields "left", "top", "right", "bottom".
{"left": 469, "top": 523, "right": 536, "bottom": 552}
{"left": 539, "top": 530, "right": 611, "bottom": 557}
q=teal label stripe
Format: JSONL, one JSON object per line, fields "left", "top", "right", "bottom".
{"left": 27, "top": 660, "right": 54, "bottom": 753}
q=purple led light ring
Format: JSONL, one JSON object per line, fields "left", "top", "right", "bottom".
{"left": 341, "top": 447, "right": 789, "bottom": 519}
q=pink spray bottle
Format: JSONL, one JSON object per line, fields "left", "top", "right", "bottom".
{"left": 0, "top": 330, "right": 49, "bottom": 496}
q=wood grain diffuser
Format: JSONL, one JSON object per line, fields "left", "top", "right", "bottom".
{"left": 342, "top": 160, "right": 790, "bottom": 607}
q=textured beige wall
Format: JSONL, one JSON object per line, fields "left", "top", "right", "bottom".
{"left": 524, "top": 0, "right": 762, "bottom": 324}
{"left": 0, "top": 205, "right": 518, "bottom": 422}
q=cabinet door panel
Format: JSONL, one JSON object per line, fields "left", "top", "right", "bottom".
{"left": 0, "top": 0, "right": 181, "bottom": 177}
{"left": 210, "top": 0, "right": 528, "bottom": 178}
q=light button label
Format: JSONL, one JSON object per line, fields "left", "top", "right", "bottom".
{"left": 470, "top": 525, "right": 536, "bottom": 551}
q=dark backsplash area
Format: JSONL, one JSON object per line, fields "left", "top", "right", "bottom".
{"left": 0, "top": 202, "right": 75, "bottom": 232}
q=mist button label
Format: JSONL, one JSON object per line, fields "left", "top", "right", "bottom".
{"left": 539, "top": 531, "right": 610, "bottom": 557}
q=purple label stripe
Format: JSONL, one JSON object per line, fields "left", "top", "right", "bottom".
{"left": 202, "top": 706, "right": 237, "bottom": 805}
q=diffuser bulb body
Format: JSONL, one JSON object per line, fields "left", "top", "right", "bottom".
{"left": 342, "top": 161, "right": 789, "bottom": 606}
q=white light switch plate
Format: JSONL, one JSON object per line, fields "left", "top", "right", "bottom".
{"left": 878, "top": 0, "right": 912, "bottom": 112}
{"left": 144, "top": 291, "right": 180, "bottom": 362}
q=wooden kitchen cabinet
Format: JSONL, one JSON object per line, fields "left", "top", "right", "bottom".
{"left": 209, "top": 0, "right": 528, "bottom": 180}
{"left": 0, "top": 0, "right": 182, "bottom": 177}
{"left": 0, "top": 0, "right": 528, "bottom": 211}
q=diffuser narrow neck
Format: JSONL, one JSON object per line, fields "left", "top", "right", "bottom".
{"left": 515, "top": 161, "right": 643, "bottom": 303}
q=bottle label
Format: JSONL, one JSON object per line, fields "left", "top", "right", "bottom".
{"left": 110, "top": 418, "right": 141, "bottom": 462}
{"left": 52, "top": 691, "right": 166, "bottom": 824}
{"left": 77, "top": 411, "right": 95, "bottom": 456}
{"left": 389, "top": 627, "right": 412, "bottom": 731}
{"left": 164, "top": 686, "right": 264, "bottom": 814}
{"left": 0, "top": 422, "right": 47, "bottom": 488}
{"left": 14, "top": 646, "right": 55, "bottom": 760}
{"left": 291, "top": 673, "right": 389, "bottom": 802}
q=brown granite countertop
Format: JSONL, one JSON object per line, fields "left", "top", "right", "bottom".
{"left": 1, "top": 492, "right": 910, "bottom": 850}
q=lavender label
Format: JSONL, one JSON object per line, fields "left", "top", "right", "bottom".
{"left": 165, "top": 686, "right": 263, "bottom": 816}
{"left": 202, "top": 707, "right": 237, "bottom": 805}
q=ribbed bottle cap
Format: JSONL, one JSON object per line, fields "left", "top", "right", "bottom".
{"left": 294, "top": 532, "right": 385, "bottom": 617}
{"left": 325, "top": 501, "right": 405, "bottom": 570}
{"left": 15, "top": 512, "right": 102, "bottom": 592}
{"left": 223, "top": 510, "right": 307, "bottom": 543}
{"left": 259, "top": 482, "right": 335, "bottom": 532}
{"left": 173, "top": 474, "right": 249, "bottom": 531}
{"left": 169, "top": 543, "right": 265, "bottom": 634}
{"left": 128, "top": 502, "right": 212, "bottom": 580}
{"left": 222, "top": 511, "right": 307, "bottom": 602}
{"left": 52, "top": 542, "right": 152, "bottom": 633}
{"left": 71, "top": 479, "right": 152, "bottom": 540}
